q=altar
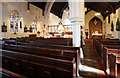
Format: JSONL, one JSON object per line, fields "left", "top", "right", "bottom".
{"left": 54, "top": 33, "right": 62, "bottom": 38}
{"left": 92, "top": 33, "right": 103, "bottom": 39}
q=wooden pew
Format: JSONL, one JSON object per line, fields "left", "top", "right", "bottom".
{"left": 17, "top": 42, "right": 77, "bottom": 51}
{"left": 100, "top": 43, "right": 120, "bottom": 64}
{"left": 102, "top": 46, "right": 120, "bottom": 74}
{"left": 93, "top": 39, "right": 119, "bottom": 59}
{"left": 0, "top": 68, "right": 26, "bottom": 78}
{"left": 31, "top": 38, "right": 72, "bottom": 46}
{"left": 93, "top": 39, "right": 119, "bottom": 57}
{"left": 93, "top": 39, "right": 120, "bottom": 74}
{"left": 1, "top": 49, "right": 75, "bottom": 78}
{"left": 1, "top": 37, "right": 80, "bottom": 77}
{"left": 2, "top": 44, "right": 80, "bottom": 76}
{"left": 109, "top": 53, "right": 120, "bottom": 77}
{"left": 5, "top": 37, "right": 73, "bottom": 46}
{"left": 18, "top": 38, "right": 72, "bottom": 46}
{"left": 2, "top": 44, "right": 77, "bottom": 60}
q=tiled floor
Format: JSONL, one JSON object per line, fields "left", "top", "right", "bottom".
{"left": 79, "top": 39, "right": 108, "bottom": 78}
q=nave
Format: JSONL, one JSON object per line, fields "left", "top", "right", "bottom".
{"left": 0, "top": 37, "right": 120, "bottom": 78}
{"left": 1, "top": 1, "right": 120, "bottom": 78}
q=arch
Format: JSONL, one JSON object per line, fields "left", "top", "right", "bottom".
{"left": 89, "top": 16, "right": 103, "bottom": 39}
{"left": 85, "top": 10, "right": 103, "bottom": 38}
{"left": 89, "top": 16, "right": 102, "bottom": 22}
{"left": 86, "top": 10, "right": 103, "bottom": 22}
{"left": 10, "top": 10, "right": 19, "bottom": 18}
{"left": 10, "top": 10, "right": 23, "bottom": 32}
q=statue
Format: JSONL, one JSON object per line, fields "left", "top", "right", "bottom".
{"left": 2, "top": 22, "right": 7, "bottom": 32}
{"left": 116, "top": 18, "right": 120, "bottom": 31}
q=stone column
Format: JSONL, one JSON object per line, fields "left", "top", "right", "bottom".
{"left": 44, "top": 1, "right": 55, "bottom": 37}
{"left": 68, "top": 0, "right": 85, "bottom": 77}
{"left": 68, "top": 0, "right": 84, "bottom": 47}
{"left": 0, "top": 3, "right": 1, "bottom": 34}
{"left": 118, "top": 8, "right": 120, "bottom": 40}
{"left": 103, "top": 20, "right": 106, "bottom": 39}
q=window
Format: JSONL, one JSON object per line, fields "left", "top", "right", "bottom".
{"left": 33, "top": 17, "right": 37, "bottom": 32}
{"left": 10, "top": 10, "right": 19, "bottom": 32}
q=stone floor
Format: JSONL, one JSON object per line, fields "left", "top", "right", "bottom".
{"left": 79, "top": 39, "right": 108, "bottom": 78}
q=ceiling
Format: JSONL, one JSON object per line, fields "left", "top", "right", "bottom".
{"left": 85, "top": 2, "right": 120, "bottom": 19}
{"left": 30, "top": 2, "right": 120, "bottom": 19}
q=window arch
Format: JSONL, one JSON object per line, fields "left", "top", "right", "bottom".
{"left": 10, "top": 10, "right": 22, "bottom": 32}
{"left": 33, "top": 17, "right": 37, "bottom": 32}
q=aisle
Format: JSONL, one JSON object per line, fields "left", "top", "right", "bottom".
{"left": 79, "top": 39, "right": 107, "bottom": 77}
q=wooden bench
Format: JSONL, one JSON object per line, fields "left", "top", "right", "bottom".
{"left": 17, "top": 42, "right": 78, "bottom": 51}
{"left": 2, "top": 44, "right": 77, "bottom": 61}
{"left": 0, "top": 68, "right": 26, "bottom": 78}
{"left": 103, "top": 46, "right": 120, "bottom": 71}
{"left": 4, "top": 37, "right": 73, "bottom": 46}
{"left": 31, "top": 38, "right": 72, "bottom": 46}
{"left": 93, "top": 39, "right": 120, "bottom": 74}
{"left": 100, "top": 44, "right": 120, "bottom": 63}
{"left": 109, "top": 53, "right": 120, "bottom": 77}
{"left": 1, "top": 49, "right": 75, "bottom": 78}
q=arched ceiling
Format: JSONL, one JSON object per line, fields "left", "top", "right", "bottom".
{"left": 30, "top": 1, "right": 120, "bottom": 19}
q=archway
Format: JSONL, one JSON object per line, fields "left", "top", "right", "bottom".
{"left": 10, "top": 10, "right": 23, "bottom": 32}
{"left": 89, "top": 17, "right": 102, "bottom": 39}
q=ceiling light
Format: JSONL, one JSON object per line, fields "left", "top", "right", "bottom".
{"left": 21, "top": 17, "right": 23, "bottom": 20}
{"left": 85, "top": 8, "right": 87, "bottom": 12}
{"left": 66, "top": 11, "right": 69, "bottom": 14}
{"left": 106, "top": 10, "right": 109, "bottom": 13}
{"left": 95, "top": 13, "right": 101, "bottom": 16}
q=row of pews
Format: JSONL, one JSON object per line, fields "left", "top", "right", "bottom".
{"left": 93, "top": 39, "right": 120, "bottom": 77}
{"left": 0, "top": 37, "right": 80, "bottom": 78}
{"left": 3, "top": 37, "right": 72, "bottom": 46}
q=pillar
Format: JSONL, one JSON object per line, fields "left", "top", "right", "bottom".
{"left": 103, "top": 20, "right": 106, "bottom": 39}
{"left": 44, "top": 1, "right": 55, "bottom": 37}
{"left": 68, "top": 0, "right": 85, "bottom": 77}
{"left": 0, "top": 1, "right": 2, "bottom": 39}
{"left": 68, "top": 0, "right": 84, "bottom": 47}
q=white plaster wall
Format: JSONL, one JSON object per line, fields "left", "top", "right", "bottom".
{"left": 48, "top": 13, "right": 60, "bottom": 25}
{"left": 105, "top": 8, "right": 120, "bottom": 39}
{"left": 1, "top": 2, "right": 45, "bottom": 39}
{"left": 62, "top": 11, "right": 72, "bottom": 25}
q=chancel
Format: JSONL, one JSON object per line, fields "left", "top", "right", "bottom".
{"left": 0, "top": 0, "right": 120, "bottom": 78}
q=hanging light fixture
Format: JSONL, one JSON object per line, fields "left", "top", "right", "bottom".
{"left": 27, "top": 2, "right": 30, "bottom": 13}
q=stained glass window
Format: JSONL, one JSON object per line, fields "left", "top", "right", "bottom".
{"left": 10, "top": 10, "right": 19, "bottom": 32}
{"left": 33, "top": 17, "right": 37, "bottom": 33}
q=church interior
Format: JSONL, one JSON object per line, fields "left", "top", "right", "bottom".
{"left": 0, "top": 0, "right": 120, "bottom": 78}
